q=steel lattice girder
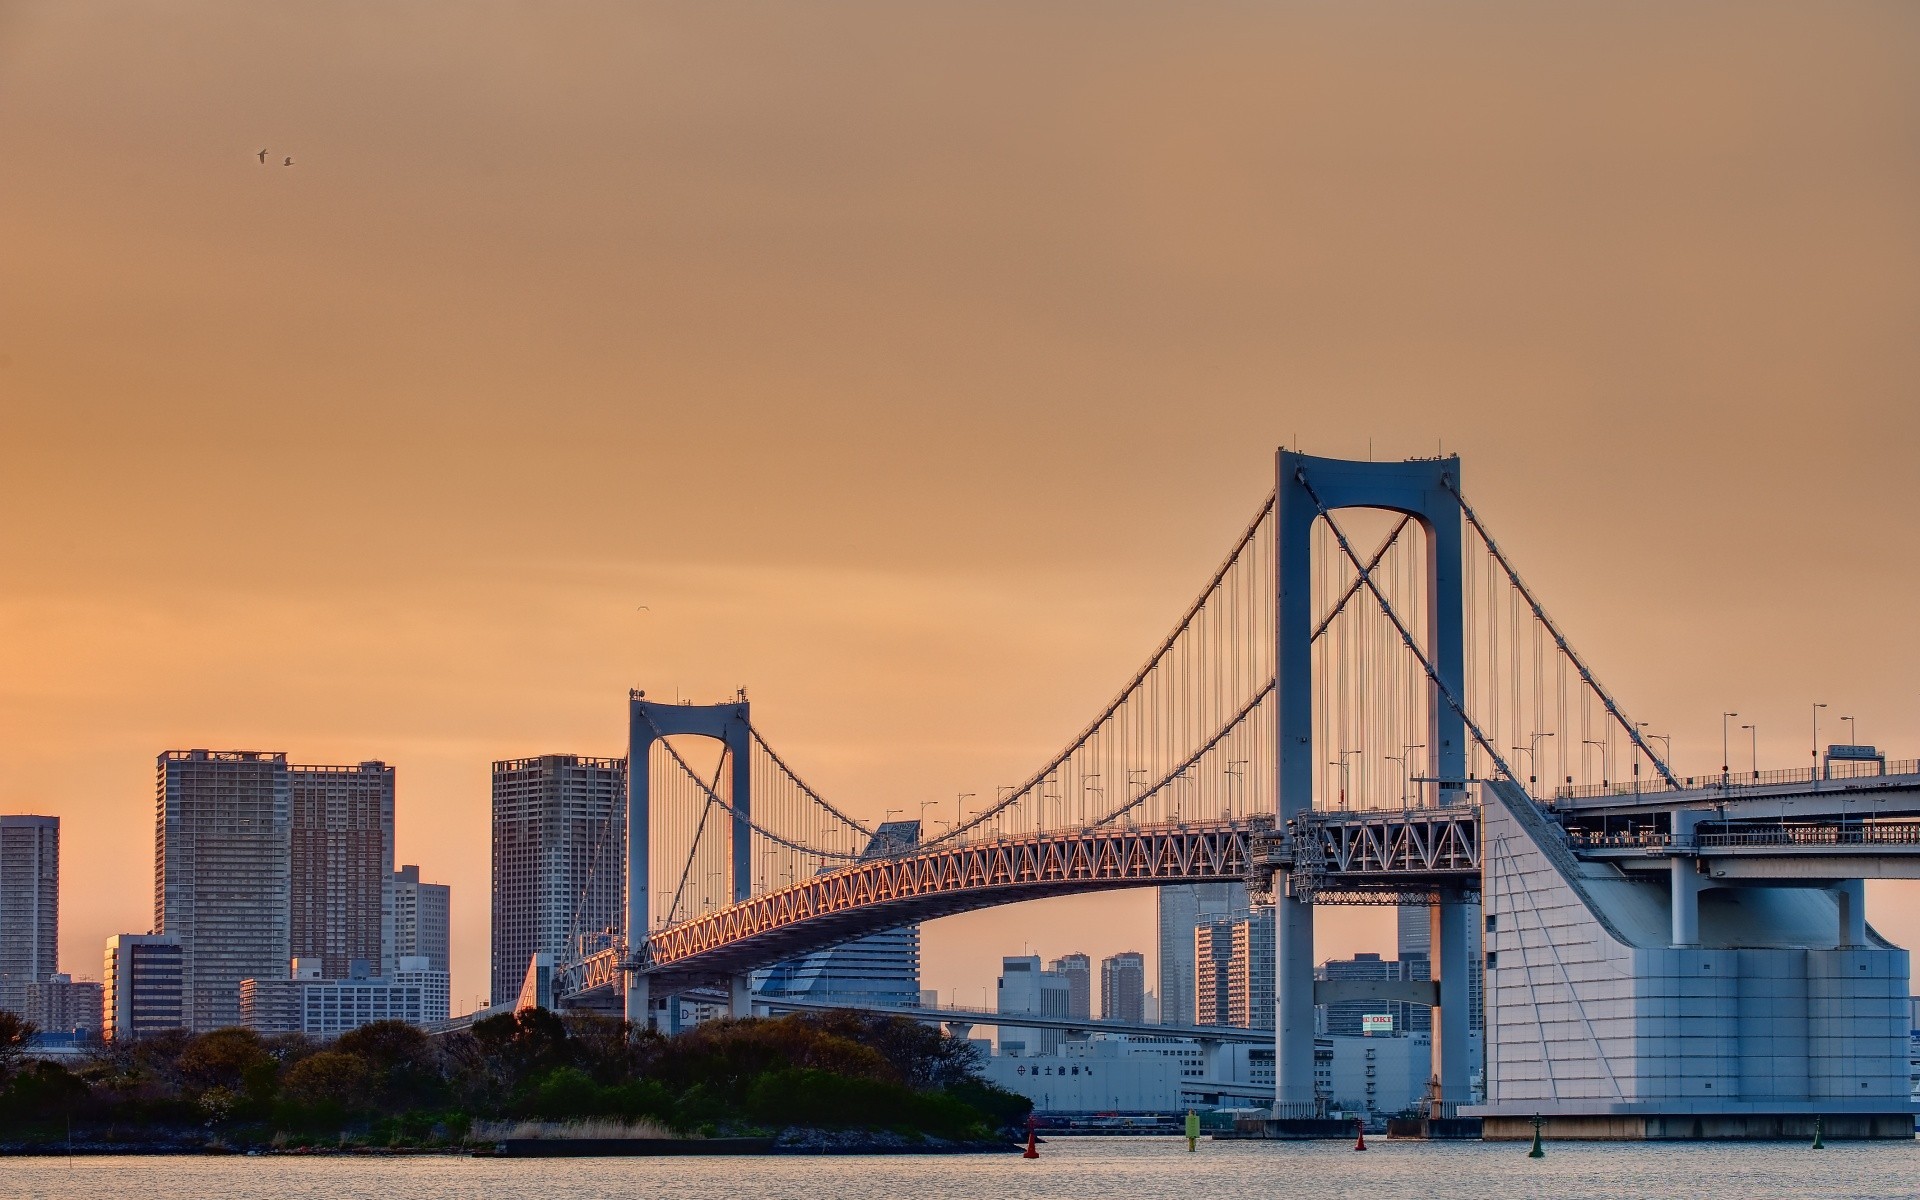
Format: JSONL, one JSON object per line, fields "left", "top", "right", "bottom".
{"left": 636, "top": 822, "right": 1253, "bottom": 988}
{"left": 1311, "top": 809, "right": 1481, "bottom": 875}
{"left": 560, "top": 810, "right": 1484, "bottom": 999}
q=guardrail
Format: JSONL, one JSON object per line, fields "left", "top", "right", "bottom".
{"left": 1554, "top": 759, "right": 1919, "bottom": 802}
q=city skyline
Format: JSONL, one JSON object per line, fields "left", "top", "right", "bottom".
{"left": 4, "top": 3, "right": 1919, "bottom": 1015}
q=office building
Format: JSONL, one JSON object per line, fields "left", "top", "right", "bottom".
{"left": 1319, "top": 952, "right": 1431, "bottom": 1037}
{"left": 103, "top": 933, "right": 184, "bottom": 1041}
{"left": 1049, "top": 952, "right": 1091, "bottom": 1021}
{"left": 0, "top": 815, "right": 59, "bottom": 1016}
{"left": 241, "top": 955, "right": 449, "bottom": 1039}
{"left": 998, "top": 955, "right": 1071, "bottom": 1056}
{"left": 290, "top": 762, "right": 395, "bottom": 978}
{"left": 393, "top": 864, "right": 451, "bottom": 979}
{"left": 1100, "top": 951, "right": 1146, "bottom": 1022}
{"left": 1156, "top": 882, "right": 1249, "bottom": 1028}
{"left": 756, "top": 822, "right": 923, "bottom": 1010}
{"left": 491, "top": 754, "right": 625, "bottom": 1005}
{"left": 26, "top": 973, "right": 102, "bottom": 1038}
{"left": 156, "top": 750, "right": 292, "bottom": 1031}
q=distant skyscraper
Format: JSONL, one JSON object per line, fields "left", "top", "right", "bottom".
{"left": 1226, "top": 910, "right": 1275, "bottom": 1030}
{"left": 156, "top": 751, "right": 292, "bottom": 1031}
{"left": 1395, "top": 901, "right": 1482, "bottom": 1033}
{"left": 490, "top": 754, "right": 626, "bottom": 1006}
{"left": 290, "top": 762, "right": 395, "bottom": 978}
{"left": 755, "top": 823, "right": 921, "bottom": 1010}
{"left": 104, "top": 933, "right": 184, "bottom": 1041}
{"left": 1048, "top": 952, "right": 1091, "bottom": 1021}
{"left": 393, "top": 864, "right": 451, "bottom": 977}
{"left": 1395, "top": 904, "right": 1429, "bottom": 959}
{"left": 1100, "top": 951, "right": 1145, "bottom": 1023}
{"left": 1156, "top": 882, "right": 1249, "bottom": 1027}
{"left": 997, "top": 955, "right": 1070, "bottom": 1056}
{"left": 0, "top": 815, "right": 59, "bottom": 1017}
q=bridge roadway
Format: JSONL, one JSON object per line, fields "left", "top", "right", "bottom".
{"left": 559, "top": 808, "right": 1485, "bottom": 1003}
{"left": 561, "top": 770, "right": 1920, "bottom": 1007}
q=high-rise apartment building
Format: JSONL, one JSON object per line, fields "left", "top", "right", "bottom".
{"left": 393, "top": 864, "right": 451, "bottom": 977}
{"left": 290, "top": 762, "right": 395, "bottom": 978}
{"left": 103, "top": 933, "right": 184, "bottom": 1041}
{"left": 27, "top": 973, "right": 102, "bottom": 1038}
{"left": 1157, "top": 882, "right": 1249, "bottom": 1027}
{"left": 1194, "top": 921, "right": 1235, "bottom": 1025}
{"left": 1195, "top": 911, "right": 1275, "bottom": 1029}
{"left": 1100, "top": 951, "right": 1146, "bottom": 1022}
{"left": 491, "top": 754, "right": 626, "bottom": 1005}
{"left": 0, "top": 815, "right": 59, "bottom": 1016}
{"left": 156, "top": 750, "right": 292, "bottom": 1031}
{"left": 1048, "top": 952, "right": 1091, "bottom": 1021}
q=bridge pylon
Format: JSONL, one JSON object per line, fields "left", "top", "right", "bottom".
{"left": 625, "top": 692, "right": 754, "bottom": 1028}
{"left": 1273, "top": 449, "right": 1474, "bottom": 1115}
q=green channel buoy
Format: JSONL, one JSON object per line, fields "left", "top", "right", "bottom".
{"left": 1528, "top": 1114, "right": 1545, "bottom": 1159}
{"left": 1185, "top": 1109, "right": 1199, "bottom": 1152}
{"left": 1811, "top": 1115, "right": 1824, "bottom": 1150}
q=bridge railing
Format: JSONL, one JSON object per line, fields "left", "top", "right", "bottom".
{"left": 1569, "top": 820, "right": 1920, "bottom": 851}
{"left": 1695, "top": 822, "right": 1920, "bottom": 849}
{"left": 1554, "top": 759, "right": 1919, "bottom": 802}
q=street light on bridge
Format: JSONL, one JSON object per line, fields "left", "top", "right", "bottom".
{"left": 1639, "top": 727, "right": 1672, "bottom": 782}
{"left": 1722, "top": 711, "right": 1739, "bottom": 779}
{"left": 1812, "top": 703, "right": 1828, "bottom": 781}
{"left": 1329, "top": 749, "right": 1359, "bottom": 809}
{"left": 1583, "top": 738, "right": 1608, "bottom": 788}
{"left": 1741, "top": 724, "right": 1758, "bottom": 780}
{"left": 1515, "top": 731, "right": 1554, "bottom": 788}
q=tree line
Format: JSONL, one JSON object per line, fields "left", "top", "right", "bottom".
{"left": 0, "top": 1007, "right": 1030, "bottom": 1149}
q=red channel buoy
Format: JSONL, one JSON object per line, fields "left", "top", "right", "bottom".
{"left": 1023, "top": 1116, "right": 1040, "bottom": 1159}
{"left": 1353, "top": 1117, "right": 1367, "bottom": 1151}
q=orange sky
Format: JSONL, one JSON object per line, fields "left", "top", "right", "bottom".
{"left": 3, "top": 3, "right": 1918, "bottom": 1012}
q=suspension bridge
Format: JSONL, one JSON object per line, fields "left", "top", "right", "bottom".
{"left": 543, "top": 449, "right": 1918, "bottom": 1139}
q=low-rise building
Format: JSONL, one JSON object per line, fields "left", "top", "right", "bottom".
{"left": 241, "top": 956, "right": 449, "bottom": 1038}
{"left": 982, "top": 1038, "right": 1182, "bottom": 1112}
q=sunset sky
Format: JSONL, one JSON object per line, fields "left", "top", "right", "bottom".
{"left": 3, "top": 3, "right": 1918, "bottom": 1013}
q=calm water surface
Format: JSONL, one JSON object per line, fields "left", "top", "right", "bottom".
{"left": 3, "top": 1137, "right": 1918, "bottom": 1200}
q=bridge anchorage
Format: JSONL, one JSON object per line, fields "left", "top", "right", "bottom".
{"left": 543, "top": 448, "right": 1916, "bottom": 1140}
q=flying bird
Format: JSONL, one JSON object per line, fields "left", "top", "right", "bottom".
{"left": 636, "top": 605, "right": 651, "bottom": 611}
{"left": 257, "top": 149, "right": 268, "bottom": 164}
{"left": 283, "top": 156, "right": 294, "bottom": 167}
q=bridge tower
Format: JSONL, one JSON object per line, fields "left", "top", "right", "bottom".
{"left": 624, "top": 693, "right": 754, "bottom": 1028}
{"left": 1273, "top": 449, "right": 1474, "bottom": 1116}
